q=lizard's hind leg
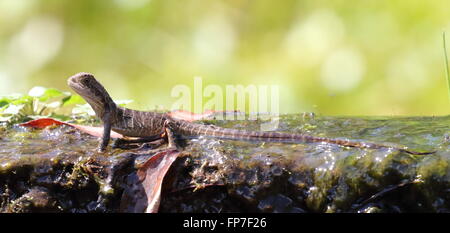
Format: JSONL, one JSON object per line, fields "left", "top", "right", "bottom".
{"left": 129, "top": 123, "right": 178, "bottom": 155}
{"left": 163, "top": 126, "right": 177, "bottom": 150}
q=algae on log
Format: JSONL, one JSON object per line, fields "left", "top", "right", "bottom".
{"left": 0, "top": 115, "right": 449, "bottom": 213}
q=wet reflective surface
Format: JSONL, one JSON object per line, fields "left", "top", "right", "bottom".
{"left": 0, "top": 115, "right": 449, "bottom": 212}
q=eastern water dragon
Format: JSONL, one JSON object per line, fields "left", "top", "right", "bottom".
{"left": 67, "top": 72, "right": 434, "bottom": 155}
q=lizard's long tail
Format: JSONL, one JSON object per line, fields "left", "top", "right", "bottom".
{"left": 176, "top": 123, "right": 435, "bottom": 155}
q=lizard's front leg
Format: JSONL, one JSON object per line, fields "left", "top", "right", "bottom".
{"left": 99, "top": 112, "right": 112, "bottom": 152}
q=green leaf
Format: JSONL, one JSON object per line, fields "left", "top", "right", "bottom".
{"left": 0, "top": 100, "right": 9, "bottom": 108}
{"left": 72, "top": 103, "right": 95, "bottom": 116}
{"left": 28, "top": 86, "right": 69, "bottom": 101}
{"left": 2, "top": 104, "right": 25, "bottom": 115}
{"left": 62, "top": 94, "right": 86, "bottom": 106}
{"left": 0, "top": 115, "right": 12, "bottom": 122}
{"left": 45, "top": 101, "right": 62, "bottom": 108}
{"left": 10, "top": 95, "right": 33, "bottom": 105}
{"left": 0, "top": 93, "right": 23, "bottom": 108}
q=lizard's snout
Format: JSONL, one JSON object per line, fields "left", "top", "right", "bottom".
{"left": 68, "top": 72, "right": 95, "bottom": 87}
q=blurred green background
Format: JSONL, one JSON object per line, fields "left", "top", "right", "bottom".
{"left": 0, "top": 0, "right": 449, "bottom": 116}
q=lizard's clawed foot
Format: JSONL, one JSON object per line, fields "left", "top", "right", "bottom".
{"left": 97, "top": 146, "right": 107, "bottom": 153}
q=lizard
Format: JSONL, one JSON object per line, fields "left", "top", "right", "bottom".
{"left": 67, "top": 72, "right": 435, "bottom": 155}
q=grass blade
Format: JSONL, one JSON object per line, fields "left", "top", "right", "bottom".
{"left": 443, "top": 32, "right": 450, "bottom": 104}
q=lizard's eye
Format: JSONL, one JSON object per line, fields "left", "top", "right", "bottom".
{"left": 81, "top": 78, "right": 91, "bottom": 86}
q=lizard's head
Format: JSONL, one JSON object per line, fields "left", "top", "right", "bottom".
{"left": 68, "top": 72, "right": 116, "bottom": 118}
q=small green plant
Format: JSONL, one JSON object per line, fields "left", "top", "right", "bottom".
{"left": 0, "top": 86, "right": 133, "bottom": 125}
{"left": 0, "top": 86, "right": 83, "bottom": 124}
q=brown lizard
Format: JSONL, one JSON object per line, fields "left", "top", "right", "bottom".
{"left": 67, "top": 72, "right": 434, "bottom": 155}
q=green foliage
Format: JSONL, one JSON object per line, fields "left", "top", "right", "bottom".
{"left": 0, "top": 86, "right": 74, "bottom": 124}
{"left": 0, "top": 86, "right": 134, "bottom": 125}
{"left": 62, "top": 94, "right": 85, "bottom": 106}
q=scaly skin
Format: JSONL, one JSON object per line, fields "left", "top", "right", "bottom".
{"left": 67, "top": 72, "right": 435, "bottom": 155}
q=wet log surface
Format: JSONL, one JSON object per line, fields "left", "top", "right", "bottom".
{"left": 0, "top": 115, "right": 449, "bottom": 212}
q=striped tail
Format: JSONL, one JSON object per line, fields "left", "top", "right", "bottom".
{"left": 177, "top": 123, "right": 434, "bottom": 155}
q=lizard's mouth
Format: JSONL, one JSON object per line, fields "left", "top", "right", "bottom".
{"left": 68, "top": 72, "right": 94, "bottom": 90}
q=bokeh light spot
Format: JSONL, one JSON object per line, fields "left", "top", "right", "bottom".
{"left": 7, "top": 16, "right": 64, "bottom": 73}
{"left": 284, "top": 9, "right": 345, "bottom": 66}
{"left": 320, "top": 48, "right": 365, "bottom": 92}
{"left": 192, "top": 14, "right": 236, "bottom": 67}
